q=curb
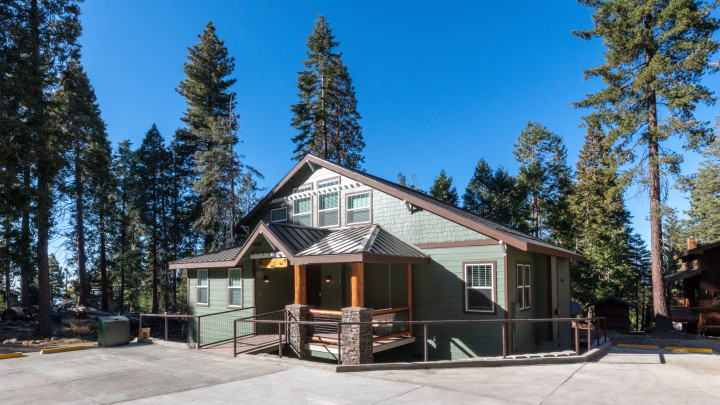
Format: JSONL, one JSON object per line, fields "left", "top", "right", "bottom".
{"left": 41, "top": 346, "right": 85, "bottom": 355}
{"left": 0, "top": 352, "right": 23, "bottom": 359}
{"left": 615, "top": 344, "right": 715, "bottom": 354}
{"left": 335, "top": 341, "right": 612, "bottom": 372}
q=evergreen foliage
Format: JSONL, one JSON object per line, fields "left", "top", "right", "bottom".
{"left": 513, "top": 122, "right": 573, "bottom": 244}
{"left": 429, "top": 170, "right": 459, "bottom": 205}
{"left": 291, "top": 15, "right": 364, "bottom": 168}
{"left": 462, "top": 159, "right": 529, "bottom": 231}
{"left": 680, "top": 135, "right": 720, "bottom": 243}
{"left": 574, "top": 0, "right": 720, "bottom": 330}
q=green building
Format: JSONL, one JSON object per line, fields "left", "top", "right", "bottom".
{"left": 170, "top": 155, "right": 584, "bottom": 363}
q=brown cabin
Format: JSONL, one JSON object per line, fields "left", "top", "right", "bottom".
{"left": 590, "top": 296, "right": 636, "bottom": 332}
{"left": 667, "top": 238, "right": 720, "bottom": 335}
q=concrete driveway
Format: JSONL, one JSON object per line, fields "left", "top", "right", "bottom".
{"left": 1, "top": 344, "right": 719, "bottom": 404}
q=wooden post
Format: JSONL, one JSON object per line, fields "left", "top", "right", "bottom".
{"left": 351, "top": 262, "right": 364, "bottom": 307}
{"left": 294, "top": 265, "right": 306, "bottom": 305}
{"left": 574, "top": 321, "right": 579, "bottom": 355}
{"left": 407, "top": 264, "right": 413, "bottom": 335}
{"left": 502, "top": 322, "right": 507, "bottom": 358}
{"left": 164, "top": 313, "right": 168, "bottom": 341}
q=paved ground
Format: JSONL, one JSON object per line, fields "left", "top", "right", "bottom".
{"left": 2, "top": 343, "right": 719, "bottom": 404}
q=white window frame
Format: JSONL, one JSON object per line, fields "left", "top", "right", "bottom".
{"left": 464, "top": 263, "right": 494, "bottom": 313}
{"left": 196, "top": 269, "right": 209, "bottom": 306}
{"left": 318, "top": 178, "right": 340, "bottom": 189}
{"left": 293, "top": 197, "right": 312, "bottom": 227}
{"left": 270, "top": 207, "right": 287, "bottom": 223}
{"left": 517, "top": 264, "right": 531, "bottom": 310}
{"left": 318, "top": 191, "right": 339, "bottom": 228}
{"left": 294, "top": 183, "right": 313, "bottom": 193}
{"left": 346, "top": 191, "right": 371, "bottom": 225}
{"left": 227, "top": 267, "right": 243, "bottom": 308}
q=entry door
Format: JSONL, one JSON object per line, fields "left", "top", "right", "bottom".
{"left": 307, "top": 265, "right": 322, "bottom": 308}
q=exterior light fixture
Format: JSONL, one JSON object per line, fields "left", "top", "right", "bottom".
{"left": 325, "top": 276, "right": 332, "bottom": 283}
{"left": 263, "top": 276, "right": 270, "bottom": 284}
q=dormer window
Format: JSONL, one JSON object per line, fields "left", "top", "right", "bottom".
{"left": 318, "top": 178, "right": 340, "bottom": 189}
{"left": 294, "top": 183, "right": 312, "bottom": 193}
{"left": 270, "top": 207, "right": 287, "bottom": 223}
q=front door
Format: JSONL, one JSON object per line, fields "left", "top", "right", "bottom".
{"left": 307, "top": 265, "right": 322, "bottom": 308}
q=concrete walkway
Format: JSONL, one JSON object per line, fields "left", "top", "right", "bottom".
{"left": 1, "top": 344, "right": 719, "bottom": 404}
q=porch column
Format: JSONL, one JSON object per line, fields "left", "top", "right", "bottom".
{"left": 294, "top": 264, "right": 306, "bottom": 305}
{"left": 407, "top": 263, "right": 413, "bottom": 335}
{"left": 351, "top": 262, "right": 364, "bottom": 307}
{"left": 341, "top": 307, "right": 373, "bottom": 365}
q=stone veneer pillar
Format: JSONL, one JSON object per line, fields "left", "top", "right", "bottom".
{"left": 286, "top": 304, "right": 309, "bottom": 359}
{"left": 341, "top": 307, "right": 373, "bottom": 365}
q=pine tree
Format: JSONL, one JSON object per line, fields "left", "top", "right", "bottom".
{"left": 681, "top": 136, "right": 720, "bottom": 243}
{"left": 513, "top": 122, "right": 573, "bottom": 243}
{"left": 462, "top": 159, "right": 529, "bottom": 231}
{"left": 574, "top": 0, "right": 719, "bottom": 330}
{"left": 662, "top": 206, "right": 686, "bottom": 276}
{"left": 429, "top": 170, "right": 458, "bottom": 205}
{"left": 291, "top": 15, "right": 364, "bottom": 168}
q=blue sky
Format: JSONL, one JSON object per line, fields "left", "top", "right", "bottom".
{"left": 70, "top": 1, "right": 720, "bottom": 254}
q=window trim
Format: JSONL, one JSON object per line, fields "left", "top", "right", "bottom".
{"left": 196, "top": 269, "right": 209, "bottom": 307}
{"left": 316, "top": 176, "right": 341, "bottom": 190}
{"left": 292, "top": 196, "right": 314, "bottom": 227}
{"left": 317, "top": 191, "right": 340, "bottom": 229}
{"left": 270, "top": 206, "right": 288, "bottom": 223}
{"left": 462, "top": 261, "right": 496, "bottom": 314}
{"left": 227, "top": 267, "right": 243, "bottom": 309}
{"left": 517, "top": 262, "right": 532, "bottom": 311}
{"left": 293, "top": 183, "right": 313, "bottom": 193}
{"left": 345, "top": 190, "right": 373, "bottom": 226}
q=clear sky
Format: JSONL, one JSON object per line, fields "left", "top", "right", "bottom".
{"left": 71, "top": 0, "right": 720, "bottom": 255}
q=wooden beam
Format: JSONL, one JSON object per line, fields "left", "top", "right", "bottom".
{"left": 351, "top": 262, "right": 364, "bottom": 307}
{"left": 408, "top": 264, "right": 413, "bottom": 335}
{"left": 294, "top": 264, "right": 306, "bottom": 305}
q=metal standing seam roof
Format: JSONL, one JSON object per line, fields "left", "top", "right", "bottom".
{"left": 170, "top": 222, "right": 429, "bottom": 267}
{"left": 170, "top": 245, "right": 243, "bottom": 265}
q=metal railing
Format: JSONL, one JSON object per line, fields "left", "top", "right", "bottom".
{"left": 234, "top": 316, "right": 607, "bottom": 364}
{"left": 196, "top": 307, "right": 256, "bottom": 348}
{"left": 232, "top": 309, "right": 287, "bottom": 356}
{"left": 138, "top": 313, "right": 195, "bottom": 343}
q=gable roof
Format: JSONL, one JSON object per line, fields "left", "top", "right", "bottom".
{"left": 675, "top": 240, "right": 720, "bottom": 260}
{"left": 235, "top": 155, "right": 585, "bottom": 262}
{"left": 169, "top": 222, "right": 430, "bottom": 269}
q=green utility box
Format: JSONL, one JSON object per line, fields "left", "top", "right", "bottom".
{"left": 98, "top": 316, "right": 131, "bottom": 347}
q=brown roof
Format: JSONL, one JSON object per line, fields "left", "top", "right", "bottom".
{"left": 235, "top": 155, "right": 585, "bottom": 262}
{"left": 169, "top": 222, "right": 429, "bottom": 269}
{"left": 675, "top": 240, "right": 720, "bottom": 260}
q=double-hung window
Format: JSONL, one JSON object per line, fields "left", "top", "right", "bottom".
{"left": 346, "top": 192, "right": 371, "bottom": 225}
{"left": 270, "top": 207, "right": 287, "bottom": 223}
{"left": 465, "top": 263, "right": 494, "bottom": 312}
{"left": 227, "top": 268, "right": 243, "bottom": 307}
{"left": 517, "top": 264, "right": 531, "bottom": 310}
{"left": 196, "top": 269, "right": 208, "bottom": 305}
{"left": 318, "top": 192, "right": 339, "bottom": 227}
{"left": 293, "top": 197, "right": 312, "bottom": 227}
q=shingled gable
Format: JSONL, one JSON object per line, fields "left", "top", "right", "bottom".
{"left": 169, "top": 221, "right": 430, "bottom": 269}
{"left": 234, "top": 155, "right": 585, "bottom": 262}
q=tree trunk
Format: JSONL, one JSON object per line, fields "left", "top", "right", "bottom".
{"left": 99, "top": 208, "right": 108, "bottom": 311}
{"left": 75, "top": 142, "right": 88, "bottom": 307}
{"left": 20, "top": 168, "right": 31, "bottom": 307}
{"left": 119, "top": 195, "right": 126, "bottom": 314}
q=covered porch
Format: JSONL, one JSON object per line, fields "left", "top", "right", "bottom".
{"left": 242, "top": 222, "right": 430, "bottom": 363}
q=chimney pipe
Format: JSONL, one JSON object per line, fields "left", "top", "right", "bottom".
{"left": 687, "top": 237, "right": 697, "bottom": 250}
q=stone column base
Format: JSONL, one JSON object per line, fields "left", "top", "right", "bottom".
{"left": 341, "top": 307, "right": 373, "bottom": 365}
{"left": 286, "top": 304, "right": 309, "bottom": 359}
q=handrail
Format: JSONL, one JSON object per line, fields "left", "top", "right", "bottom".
{"left": 138, "top": 313, "right": 195, "bottom": 343}
{"left": 235, "top": 316, "right": 607, "bottom": 361}
{"left": 309, "top": 309, "right": 342, "bottom": 316}
{"left": 373, "top": 306, "right": 410, "bottom": 315}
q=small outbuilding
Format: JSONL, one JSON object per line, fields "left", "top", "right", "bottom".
{"left": 590, "top": 296, "right": 637, "bottom": 332}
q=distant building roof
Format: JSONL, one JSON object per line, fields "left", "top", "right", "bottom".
{"left": 675, "top": 240, "right": 720, "bottom": 260}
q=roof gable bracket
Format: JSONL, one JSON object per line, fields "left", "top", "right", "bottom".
{"left": 240, "top": 225, "right": 250, "bottom": 235}
{"left": 308, "top": 161, "right": 316, "bottom": 172}
{"left": 499, "top": 240, "right": 507, "bottom": 256}
{"left": 404, "top": 200, "right": 421, "bottom": 214}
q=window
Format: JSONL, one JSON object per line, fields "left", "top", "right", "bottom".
{"left": 318, "top": 178, "right": 340, "bottom": 189}
{"left": 318, "top": 192, "right": 339, "bottom": 227}
{"left": 196, "top": 269, "right": 208, "bottom": 305}
{"left": 346, "top": 192, "right": 371, "bottom": 225}
{"left": 294, "top": 184, "right": 312, "bottom": 193}
{"left": 465, "top": 263, "right": 494, "bottom": 312}
{"left": 227, "top": 268, "right": 243, "bottom": 307}
{"left": 270, "top": 207, "right": 287, "bottom": 223}
{"left": 517, "top": 264, "right": 531, "bottom": 310}
{"left": 293, "top": 197, "right": 312, "bottom": 227}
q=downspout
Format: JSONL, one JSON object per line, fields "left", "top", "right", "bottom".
{"left": 500, "top": 240, "right": 509, "bottom": 355}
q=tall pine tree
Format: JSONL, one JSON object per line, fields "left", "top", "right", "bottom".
{"left": 574, "top": 0, "right": 719, "bottom": 330}
{"left": 429, "top": 170, "right": 458, "bottom": 205}
{"left": 291, "top": 15, "right": 364, "bottom": 169}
